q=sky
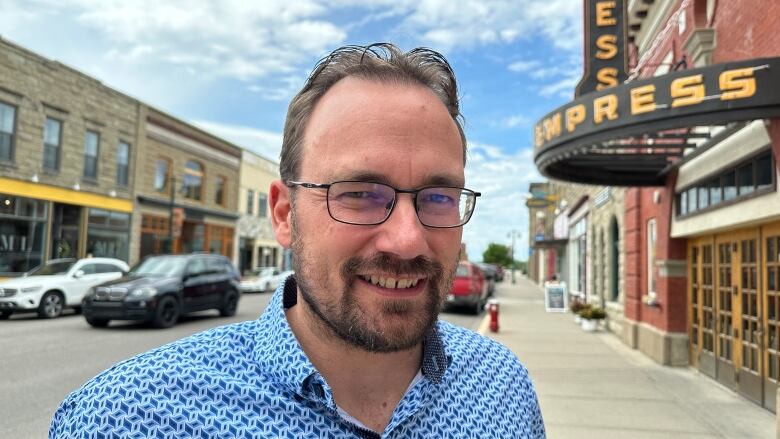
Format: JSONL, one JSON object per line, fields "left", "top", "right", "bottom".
{"left": 0, "top": 0, "right": 584, "bottom": 262}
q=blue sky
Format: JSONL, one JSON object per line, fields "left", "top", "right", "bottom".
{"left": 0, "top": 0, "right": 584, "bottom": 261}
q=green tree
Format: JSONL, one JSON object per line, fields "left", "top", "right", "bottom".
{"left": 482, "top": 243, "right": 512, "bottom": 267}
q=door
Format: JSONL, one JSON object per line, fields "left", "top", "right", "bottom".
{"left": 51, "top": 203, "right": 81, "bottom": 259}
{"left": 735, "top": 231, "right": 763, "bottom": 405}
{"left": 762, "top": 222, "right": 780, "bottom": 412}
{"left": 714, "top": 237, "right": 736, "bottom": 388}
{"left": 182, "top": 257, "right": 209, "bottom": 310}
{"left": 696, "top": 239, "right": 717, "bottom": 378}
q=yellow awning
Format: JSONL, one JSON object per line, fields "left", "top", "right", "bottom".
{"left": 0, "top": 177, "right": 133, "bottom": 213}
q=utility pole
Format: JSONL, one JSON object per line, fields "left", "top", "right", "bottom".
{"left": 508, "top": 230, "right": 521, "bottom": 284}
{"left": 168, "top": 176, "right": 176, "bottom": 253}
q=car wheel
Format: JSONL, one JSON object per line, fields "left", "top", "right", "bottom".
{"left": 152, "top": 296, "right": 180, "bottom": 329}
{"left": 220, "top": 290, "right": 239, "bottom": 317}
{"left": 86, "top": 317, "right": 110, "bottom": 328}
{"left": 38, "top": 291, "right": 64, "bottom": 319}
{"left": 0, "top": 310, "right": 12, "bottom": 320}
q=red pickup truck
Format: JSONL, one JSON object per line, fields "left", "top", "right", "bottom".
{"left": 445, "top": 261, "right": 488, "bottom": 315}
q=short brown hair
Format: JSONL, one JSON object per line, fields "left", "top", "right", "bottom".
{"left": 280, "top": 43, "right": 467, "bottom": 182}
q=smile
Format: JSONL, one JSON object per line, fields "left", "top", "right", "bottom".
{"left": 359, "top": 275, "right": 423, "bottom": 289}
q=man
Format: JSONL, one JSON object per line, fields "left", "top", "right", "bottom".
{"left": 50, "top": 43, "right": 545, "bottom": 438}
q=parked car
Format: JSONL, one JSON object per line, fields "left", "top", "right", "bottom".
{"left": 240, "top": 266, "right": 293, "bottom": 293}
{"left": 477, "top": 263, "right": 498, "bottom": 296}
{"left": 495, "top": 265, "right": 505, "bottom": 282}
{"left": 445, "top": 261, "right": 488, "bottom": 315}
{"left": 0, "top": 257, "right": 129, "bottom": 319}
{"left": 81, "top": 254, "right": 240, "bottom": 329}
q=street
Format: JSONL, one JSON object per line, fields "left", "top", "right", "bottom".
{"left": 0, "top": 291, "right": 485, "bottom": 439}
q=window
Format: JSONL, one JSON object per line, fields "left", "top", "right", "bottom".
{"left": 257, "top": 192, "right": 268, "bottom": 217}
{"left": 0, "top": 101, "right": 16, "bottom": 162}
{"left": 0, "top": 194, "right": 47, "bottom": 274}
{"left": 737, "top": 162, "right": 754, "bottom": 195}
{"left": 43, "top": 117, "right": 62, "bottom": 171}
{"left": 117, "top": 141, "right": 130, "bottom": 186}
{"left": 87, "top": 208, "right": 130, "bottom": 260}
{"left": 96, "top": 263, "right": 124, "bottom": 274}
{"left": 676, "top": 150, "right": 775, "bottom": 217}
{"left": 215, "top": 176, "right": 226, "bottom": 206}
{"left": 154, "top": 159, "right": 170, "bottom": 193}
{"left": 246, "top": 189, "right": 255, "bottom": 215}
{"left": 183, "top": 160, "right": 203, "bottom": 200}
{"left": 83, "top": 130, "right": 100, "bottom": 179}
{"left": 647, "top": 219, "right": 657, "bottom": 294}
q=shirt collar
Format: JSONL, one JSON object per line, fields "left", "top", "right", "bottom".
{"left": 253, "top": 275, "right": 450, "bottom": 396}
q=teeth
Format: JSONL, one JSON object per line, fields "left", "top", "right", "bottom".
{"left": 361, "top": 275, "right": 422, "bottom": 289}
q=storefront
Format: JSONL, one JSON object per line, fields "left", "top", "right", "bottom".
{"left": 137, "top": 196, "right": 236, "bottom": 261}
{"left": 0, "top": 177, "right": 132, "bottom": 276}
{"left": 532, "top": 0, "right": 780, "bottom": 412}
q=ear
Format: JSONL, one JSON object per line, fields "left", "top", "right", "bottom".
{"left": 269, "top": 179, "right": 292, "bottom": 248}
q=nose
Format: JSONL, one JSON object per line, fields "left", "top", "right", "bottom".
{"left": 373, "top": 194, "right": 430, "bottom": 259}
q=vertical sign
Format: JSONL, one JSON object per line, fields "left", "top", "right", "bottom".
{"left": 575, "top": 0, "right": 628, "bottom": 97}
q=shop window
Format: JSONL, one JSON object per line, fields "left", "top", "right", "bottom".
{"left": 43, "top": 117, "right": 62, "bottom": 171}
{"left": 246, "top": 189, "right": 255, "bottom": 215}
{"left": 154, "top": 158, "right": 171, "bottom": 193}
{"left": 0, "top": 101, "right": 15, "bottom": 162}
{"left": 257, "top": 192, "right": 268, "bottom": 217}
{"left": 183, "top": 160, "right": 203, "bottom": 201}
{"left": 0, "top": 194, "right": 47, "bottom": 274}
{"left": 87, "top": 208, "right": 130, "bottom": 261}
{"left": 117, "top": 141, "right": 130, "bottom": 186}
{"left": 676, "top": 149, "right": 775, "bottom": 217}
{"left": 83, "top": 130, "right": 100, "bottom": 180}
{"left": 140, "top": 214, "right": 170, "bottom": 258}
{"left": 215, "top": 176, "right": 226, "bottom": 206}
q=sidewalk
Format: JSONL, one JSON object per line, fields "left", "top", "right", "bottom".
{"left": 484, "top": 275, "right": 775, "bottom": 439}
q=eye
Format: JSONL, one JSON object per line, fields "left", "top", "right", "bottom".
{"left": 422, "top": 192, "right": 455, "bottom": 204}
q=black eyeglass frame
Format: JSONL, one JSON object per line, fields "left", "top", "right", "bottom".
{"left": 286, "top": 180, "right": 481, "bottom": 228}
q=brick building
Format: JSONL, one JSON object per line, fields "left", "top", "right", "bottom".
{"left": 0, "top": 38, "right": 138, "bottom": 275}
{"left": 533, "top": 0, "right": 780, "bottom": 411}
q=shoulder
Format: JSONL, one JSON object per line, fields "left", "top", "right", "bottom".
{"left": 49, "top": 321, "right": 259, "bottom": 437}
{"left": 437, "top": 320, "right": 536, "bottom": 390}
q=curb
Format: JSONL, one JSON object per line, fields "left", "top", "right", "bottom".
{"left": 476, "top": 313, "right": 490, "bottom": 336}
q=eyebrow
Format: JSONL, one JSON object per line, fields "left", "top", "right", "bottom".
{"left": 335, "top": 172, "right": 465, "bottom": 188}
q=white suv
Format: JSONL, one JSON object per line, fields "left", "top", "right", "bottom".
{"left": 0, "top": 257, "right": 129, "bottom": 319}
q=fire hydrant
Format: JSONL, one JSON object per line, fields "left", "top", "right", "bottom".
{"left": 488, "top": 299, "right": 500, "bottom": 333}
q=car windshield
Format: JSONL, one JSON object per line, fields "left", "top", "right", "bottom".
{"left": 27, "top": 260, "right": 76, "bottom": 276}
{"left": 129, "top": 256, "right": 187, "bottom": 277}
{"left": 252, "top": 267, "right": 276, "bottom": 277}
{"left": 456, "top": 264, "right": 469, "bottom": 277}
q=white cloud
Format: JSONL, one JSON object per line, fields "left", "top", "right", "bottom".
{"left": 495, "top": 114, "right": 530, "bottom": 129}
{"left": 191, "top": 120, "right": 283, "bottom": 162}
{"left": 508, "top": 60, "right": 541, "bottom": 73}
{"left": 539, "top": 73, "right": 579, "bottom": 97}
{"left": 463, "top": 142, "right": 541, "bottom": 262}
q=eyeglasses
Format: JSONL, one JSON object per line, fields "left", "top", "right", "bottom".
{"left": 286, "top": 180, "right": 481, "bottom": 228}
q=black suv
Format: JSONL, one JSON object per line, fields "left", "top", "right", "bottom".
{"left": 82, "top": 254, "right": 241, "bottom": 328}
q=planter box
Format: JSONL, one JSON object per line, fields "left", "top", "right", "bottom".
{"left": 581, "top": 319, "right": 598, "bottom": 332}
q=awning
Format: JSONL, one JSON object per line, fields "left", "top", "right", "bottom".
{"left": 534, "top": 57, "right": 780, "bottom": 186}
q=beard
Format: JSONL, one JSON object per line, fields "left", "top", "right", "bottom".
{"left": 290, "top": 214, "right": 457, "bottom": 353}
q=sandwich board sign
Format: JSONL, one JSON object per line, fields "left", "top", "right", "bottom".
{"left": 544, "top": 281, "right": 568, "bottom": 313}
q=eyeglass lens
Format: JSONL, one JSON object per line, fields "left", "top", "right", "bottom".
{"left": 327, "top": 181, "right": 473, "bottom": 227}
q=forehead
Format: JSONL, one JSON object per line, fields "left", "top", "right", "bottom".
{"left": 299, "top": 77, "right": 465, "bottom": 186}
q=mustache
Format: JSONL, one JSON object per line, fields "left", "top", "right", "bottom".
{"left": 341, "top": 253, "right": 444, "bottom": 282}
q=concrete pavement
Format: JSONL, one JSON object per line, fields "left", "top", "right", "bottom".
{"left": 483, "top": 276, "right": 774, "bottom": 439}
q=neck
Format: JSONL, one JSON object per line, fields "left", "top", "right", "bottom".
{"left": 286, "top": 290, "right": 423, "bottom": 432}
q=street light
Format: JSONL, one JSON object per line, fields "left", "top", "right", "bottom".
{"left": 507, "top": 230, "right": 521, "bottom": 284}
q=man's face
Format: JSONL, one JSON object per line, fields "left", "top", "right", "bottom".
{"left": 289, "top": 77, "right": 465, "bottom": 353}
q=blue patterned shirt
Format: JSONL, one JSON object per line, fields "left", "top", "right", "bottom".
{"left": 50, "top": 277, "right": 545, "bottom": 438}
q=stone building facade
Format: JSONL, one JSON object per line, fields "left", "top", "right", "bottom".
{"left": 0, "top": 37, "right": 138, "bottom": 275}
{"left": 133, "top": 107, "right": 240, "bottom": 265}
